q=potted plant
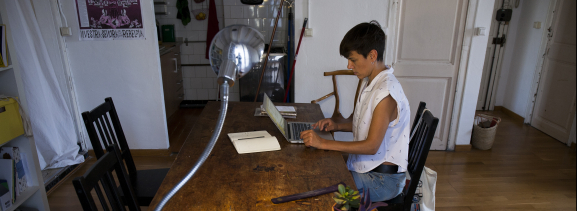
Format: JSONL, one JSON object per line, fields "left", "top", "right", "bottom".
{"left": 332, "top": 184, "right": 388, "bottom": 211}
{"left": 332, "top": 184, "right": 360, "bottom": 210}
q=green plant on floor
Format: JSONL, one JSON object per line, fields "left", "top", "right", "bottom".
{"left": 333, "top": 184, "right": 360, "bottom": 210}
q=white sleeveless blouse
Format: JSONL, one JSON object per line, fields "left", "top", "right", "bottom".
{"left": 347, "top": 68, "right": 411, "bottom": 173}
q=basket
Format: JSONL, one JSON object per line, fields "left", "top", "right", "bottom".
{"left": 471, "top": 114, "right": 501, "bottom": 150}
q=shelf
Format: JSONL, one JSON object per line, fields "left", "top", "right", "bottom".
{"left": 5, "top": 186, "right": 40, "bottom": 211}
{"left": 0, "top": 65, "right": 13, "bottom": 72}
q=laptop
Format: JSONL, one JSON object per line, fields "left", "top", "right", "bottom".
{"left": 263, "top": 94, "right": 334, "bottom": 143}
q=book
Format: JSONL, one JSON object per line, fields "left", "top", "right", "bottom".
{"left": 227, "top": 131, "right": 281, "bottom": 154}
{"left": 254, "top": 105, "right": 297, "bottom": 118}
{"left": 0, "top": 159, "right": 14, "bottom": 204}
{"left": 0, "top": 179, "right": 11, "bottom": 211}
{"left": 0, "top": 25, "right": 6, "bottom": 68}
{"left": 0, "top": 147, "right": 27, "bottom": 197}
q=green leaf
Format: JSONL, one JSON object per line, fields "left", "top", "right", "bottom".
{"left": 351, "top": 195, "right": 360, "bottom": 200}
{"left": 338, "top": 184, "right": 346, "bottom": 194}
{"left": 334, "top": 198, "right": 346, "bottom": 204}
{"left": 344, "top": 204, "right": 350, "bottom": 210}
{"left": 334, "top": 192, "right": 343, "bottom": 198}
{"left": 348, "top": 189, "right": 354, "bottom": 195}
{"left": 352, "top": 191, "right": 359, "bottom": 196}
{"left": 350, "top": 200, "right": 360, "bottom": 207}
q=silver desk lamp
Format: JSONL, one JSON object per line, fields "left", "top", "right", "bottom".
{"left": 154, "top": 25, "right": 264, "bottom": 211}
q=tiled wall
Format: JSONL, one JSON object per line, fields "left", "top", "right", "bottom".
{"left": 156, "top": 0, "right": 289, "bottom": 101}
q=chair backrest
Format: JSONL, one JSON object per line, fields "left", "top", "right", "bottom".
{"left": 311, "top": 70, "right": 363, "bottom": 123}
{"left": 411, "top": 102, "right": 427, "bottom": 133}
{"left": 402, "top": 102, "right": 438, "bottom": 211}
{"left": 82, "top": 97, "right": 137, "bottom": 178}
{"left": 73, "top": 144, "right": 140, "bottom": 211}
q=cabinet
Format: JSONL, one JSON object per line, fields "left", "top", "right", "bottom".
{"left": 159, "top": 43, "right": 183, "bottom": 119}
{"left": 0, "top": 2, "right": 50, "bottom": 210}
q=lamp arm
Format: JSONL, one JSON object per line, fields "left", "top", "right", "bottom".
{"left": 154, "top": 81, "right": 230, "bottom": 211}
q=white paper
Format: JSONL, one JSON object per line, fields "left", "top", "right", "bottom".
{"left": 228, "top": 131, "right": 281, "bottom": 154}
{"left": 276, "top": 106, "right": 296, "bottom": 113}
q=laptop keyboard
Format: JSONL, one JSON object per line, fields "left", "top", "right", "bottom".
{"left": 292, "top": 123, "right": 312, "bottom": 140}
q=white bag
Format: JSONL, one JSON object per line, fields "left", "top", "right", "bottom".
{"left": 409, "top": 166, "right": 437, "bottom": 211}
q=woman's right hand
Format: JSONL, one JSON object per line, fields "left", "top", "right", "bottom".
{"left": 312, "top": 118, "right": 338, "bottom": 132}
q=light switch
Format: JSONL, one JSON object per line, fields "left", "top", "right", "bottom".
{"left": 475, "top": 27, "right": 486, "bottom": 36}
{"left": 534, "top": 22, "right": 541, "bottom": 29}
{"left": 304, "top": 28, "right": 313, "bottom": 37}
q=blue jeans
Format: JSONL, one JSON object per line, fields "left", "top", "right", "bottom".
{"left": 350, "top": 171, "right": 406, "bottom": 202}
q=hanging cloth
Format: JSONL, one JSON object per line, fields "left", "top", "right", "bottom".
{"left": 5, "top": 0, "right": 84, "bottom": 170}
{"left": 176, "top": 0, "right": 192, "bottom": 26}
{"left": 205, "top": 0, "right": 219, "bottom": 59}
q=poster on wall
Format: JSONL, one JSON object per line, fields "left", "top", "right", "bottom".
{"left": 75, "top": 0, "right": 145, "bottom": 40}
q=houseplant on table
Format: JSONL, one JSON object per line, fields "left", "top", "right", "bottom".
{"left": 333, "top": 184, "right": 388, "bottom": 211}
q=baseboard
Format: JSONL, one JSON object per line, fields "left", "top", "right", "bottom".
{"left": 88, "top": 149, "right": 171, "bottom": 157}
{"left": 494, "top": 106, "right": 524, "bottom": 123}
{"left": 455, "top": 144, "right": 472, "bottom": 152}
{"left": 44, "top": 151, "right": 88, "bottom": 195}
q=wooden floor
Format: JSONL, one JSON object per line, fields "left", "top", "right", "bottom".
{"left": 47, "top": 109, "right": 576, "bottom": 210}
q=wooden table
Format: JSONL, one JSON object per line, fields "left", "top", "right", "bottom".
{"left": 150, "top": 102, "right": 356, "bottom": 210}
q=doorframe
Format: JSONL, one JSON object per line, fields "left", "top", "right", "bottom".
{"left": 477, "top": 0, "right": 510, "bottom": 111}
{"left": 43, "top": 0, "right": 89, "bottom": 149}
{"left": 523, "top": 0, "right": 557, "bottom": 124}
{"left": 448, "top": 0, "right": 480, "bottom": 150}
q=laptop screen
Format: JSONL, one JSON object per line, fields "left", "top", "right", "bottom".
{"left": 263, "top": 94, "right": 288, "bottom": 137}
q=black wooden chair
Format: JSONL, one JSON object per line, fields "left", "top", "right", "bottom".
{"left": 81, "top": 97, "right": 169, "bottom": 206}
{"left": 379, "top": 101, "right": 439, "bottom": 211}
{"left": 73, "top": 144, "right": 140, "bottom": 211}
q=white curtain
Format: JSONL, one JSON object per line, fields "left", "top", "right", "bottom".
{"left": 6, "top": 0, "right": 84, "bottom": 169}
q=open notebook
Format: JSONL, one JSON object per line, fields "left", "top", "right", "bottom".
{"left": 227, "top": 131, "right": 281, "bottom": 154}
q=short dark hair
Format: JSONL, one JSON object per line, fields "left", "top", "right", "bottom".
{"left": 339, "top": 20, "right": 386, "bottom": 62}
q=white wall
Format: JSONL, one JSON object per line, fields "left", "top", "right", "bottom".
{"left": 59, "top": 0, "right": 169, "bottom": 149}
{"left": 294, "top": 0, "right": 391, "bottom": 141}
{"left": 454, "top": 0, "right": 495, "bottom": 145}
{"left": 494, "top": 0, "right": 550, "bottom": 117}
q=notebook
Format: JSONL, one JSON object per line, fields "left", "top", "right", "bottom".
{"left": 227, "top": 131, "right": 281, "bottom": 154}
{"left": 262, "top": 94, "right": 334, "bottom": 143}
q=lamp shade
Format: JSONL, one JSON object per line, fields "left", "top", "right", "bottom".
{"left": 208, "top": 25, "right": 265, "bottom": 86}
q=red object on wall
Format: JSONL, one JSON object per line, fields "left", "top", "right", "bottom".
{"left": 205, "top": 0, "right": 219, "bottom": 59}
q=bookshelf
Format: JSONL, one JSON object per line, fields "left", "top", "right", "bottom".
{"left": 0, "top": 1, "right": 50, "bottom": 210}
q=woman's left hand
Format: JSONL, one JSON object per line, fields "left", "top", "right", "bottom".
{"left": 300, "top": 130, "right": 325, "bottom": 148}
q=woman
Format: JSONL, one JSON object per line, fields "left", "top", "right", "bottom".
{"left": 300, "top": 21, "right": 410, "bottom": 202}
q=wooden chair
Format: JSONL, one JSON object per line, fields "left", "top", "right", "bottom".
{"left": 73, "top": 144, "right": 140, "bottom": 211}
{"left": 311, "top": 70, "right": 363, "bottom": 124}
{"left": 81, "top": 97, "right": 169, "bottom": 206}
{"left": 379, "top": 102, "right": 439, "bottom": 211}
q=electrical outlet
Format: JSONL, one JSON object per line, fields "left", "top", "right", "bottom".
{"left": 60, "top": 27, "right": 72, "bottom": 36}
{"left": 304, "top": 28, "right": 313, "bottom": 37}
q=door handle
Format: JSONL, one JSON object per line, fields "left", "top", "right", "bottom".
{"left": 173, "top": 58, "right": 178, "bottom": 73}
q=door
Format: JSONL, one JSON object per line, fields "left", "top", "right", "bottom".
{"left": 393, "top": 0, "right": 469, "bottom": 150}
{"left": 477, "top": 0, "right": 510, "bottom": 111}
{"left": 531, "top": 0, "right": 576, "bottom": 143}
